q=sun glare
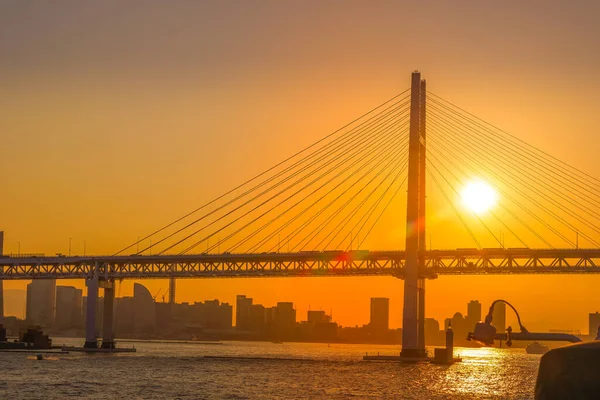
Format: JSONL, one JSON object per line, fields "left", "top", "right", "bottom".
{"left": 460, "top": 180, "right": 497, "bottom": 214}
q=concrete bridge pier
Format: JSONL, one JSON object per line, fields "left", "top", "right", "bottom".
{"left": 0, "top": 231, "right": 4, "bottom": 324}
{"left": 84, "top": 267, "right": 99, "bottom": 348}
{"left": 101, "top": 281, "right": 115, "bottom": 349}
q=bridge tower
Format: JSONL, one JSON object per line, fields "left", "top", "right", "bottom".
{"left": 417, "top": 78, "right": 427, "bottom": 353}
{"left": 400, "top": 71, "right": 427, "bottom": 359}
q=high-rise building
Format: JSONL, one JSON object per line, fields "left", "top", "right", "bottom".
{"left": 26, "top": 279, "right": 56, "bottom": 327}
{"left": 589, "top": 312, "right": 600, "bottom": 338}
{"left": 195, "top": 299, "right": 233, "bottom": 330}
{"left": 424, "top": 317, "right": 441, "bottom": 345}
{"left": 248, "top": 304, "right": 266, "bottom": 333}
{"left": 54, "top": 286, "right": 82, "bottom": 330}
{"left": 114, "top": 296, "right": 133, "bottom": 335}
{"left": 82, "top": 295, "right": 104, "bottom": 338}
{"left": 492, "top": 301, "right": 506, "bottom": 333}
{"left": 445, "top": 312, "right": 469, "bottom": 339}
{"left": 467, "top": 300, "right": 482, "bottom": 328}
{"left": 307, "top": 310, "right": 331, "bottom": 324}
{"left": 273, "top": 302, "right": 296, "bottom": 339}
{"left": 236, "top": 295, "right": 253, "bottom": 330}
{"left": 370, "top": 298, "right": 389, "bottom": 336}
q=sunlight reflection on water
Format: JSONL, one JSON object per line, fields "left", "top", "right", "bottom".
{"left": 0, "top": 339, "right": 540, "bottom": 399}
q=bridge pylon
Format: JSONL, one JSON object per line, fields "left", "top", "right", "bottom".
{"left": 400, "top": 71, "right": 427, "bottom": 359}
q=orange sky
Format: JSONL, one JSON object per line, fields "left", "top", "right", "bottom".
{"left": 2, "top": 1, "right": 600, "bottom": 333}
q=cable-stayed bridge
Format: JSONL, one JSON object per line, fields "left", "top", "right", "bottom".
{"left": 2, "top": 71, "right": 600, "bottom": 352}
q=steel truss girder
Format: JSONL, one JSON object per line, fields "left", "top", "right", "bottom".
{"left": 1, "top": 249, "right": 600, "bottom": 280}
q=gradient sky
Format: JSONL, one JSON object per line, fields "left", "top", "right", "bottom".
{"left": 2, "top": 1, "right": 600, "bottom": 332}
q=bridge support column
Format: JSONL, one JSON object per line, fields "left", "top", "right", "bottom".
{"left": 0, "top": 280, "right": 4, "bottom": 325}
{"left": 416, "top": 79, "right": 427, "bottom": 356}
{"left": 169, "top": 277, "right": 176, "bottom": 304}
{"left": 101, "top": 281, "right": 115, "bottom": 349}
{"left": 417, "top": 278, "right": 425, "bottom": 353}
{"left": 84, "top": 264, "right": 99, "bottom": 348}
{"left": 400, "top": 71, "right": 426, "bottom": 359}
{"left": 0, "top": 231, "right": 4, "bottom": 324}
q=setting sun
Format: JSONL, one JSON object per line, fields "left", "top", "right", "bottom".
{"left": 460, "top": 180, "right": 498, "bottom": 215}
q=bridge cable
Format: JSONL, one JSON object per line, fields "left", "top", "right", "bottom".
{"left": 114, "top": 88, "right": 410, "bottom": 255}
{"left": 426, "top": 164, "right": 482, "bottom": 249}
{"left": 428, "top": 91, "right": 600, "bottom": 194}
{"left": 427, "top": 111, "right": 600, "bottom": 247}
{"left": 340, "top": 161, "right": 409, "bottom": 252}
{"left": 194, "top": 111, "right": 411, "bottom": 254}
{"left": 319, "top": 146, "right": 409, "bottom": 251}
{"left": 249, "top": 130, "right": 410, "bottom": 253}
{"left": 427, "top": 113, "right": 600, "bottom": 247}
{"left": 427, "top": 99, "right": 600, "bottom": 216}
{"left": 356, "top": 172, "right": 409, "bottom": 250}
{"left": 144, "top": 99, "right": 412, "bottom": 254}
{"left": 427, "top": 96, "right": 600, "bottom": 205}
{"left": 425, "top": 127, "right": 555, "bottom": 248}
{"left": 319, "top": 148, "right": 410, "bottom": 251}
{"left": 424, "top": 136, "right": 528, "bottom": 248}
{"left": 426, "top": 150, "right": 504, "bottom": 248}
{"left": 177, "top": 108, "right": 412, "bottom": 254}
{"left": 294, "top": 146, "right": 409, "bottom": 252}
{"left": 427, "top": 122, "right": 577, "bottom": 247}
{"left": 143, "top": 97, "right": 411, "bottom": 254}
{"left": 224, "top": 124, "right": 410, "bottom": 253}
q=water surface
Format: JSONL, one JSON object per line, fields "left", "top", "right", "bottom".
{"left": 0, "top": 339, "right": 540, "bottom": 399}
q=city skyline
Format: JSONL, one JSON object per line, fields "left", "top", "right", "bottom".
{"left": 7, "top": 281, "right": 599, "bottom": 338}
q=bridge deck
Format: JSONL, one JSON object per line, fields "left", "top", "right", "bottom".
{"left": 1, "top": 249, "right": 600, "bottom": 279}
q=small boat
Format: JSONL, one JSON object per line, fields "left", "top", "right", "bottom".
{"left": 526, "top": 342, "right": 549, "bottom": 354}
{"left": 36, "top": 353, "right": 44, "bottom": 360}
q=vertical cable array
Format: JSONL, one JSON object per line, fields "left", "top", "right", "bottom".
{"left": 426, "top": 91, "right": 600, "bottom": 249}
{"left": 114, "top": 90, "right": 412, "bottom": 255}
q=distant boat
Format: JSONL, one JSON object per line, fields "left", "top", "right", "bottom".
{"left": 526, "top": 342, "right": 549, "bottom": 354}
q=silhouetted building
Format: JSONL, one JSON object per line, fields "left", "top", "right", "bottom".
{"left": 445, "top": 312, "right": 468, "bottom": 339}
{"left": 83, "top": 295, "right": 104, "bottom": 336}
{"left": 114, "top": 296, "right": 133, "bottom": 335}
{"left": 589, "top": 312, "right": 600, "bottom": 337}
{"left": 236, "top": 295, "right": 253, "bottom": 330}
{"left": 467, "top": 300, "right": 482, "bottom": 327}
{"left": 424, "top": 317, "right": 443, "bottom": 345}
{"left": 307, "top": 310, "right": 331, "bottom": 324}
{"left": 133, "top": 283, "right": 156, "bottom": 334}
{"left": 272, "top": 302, "right": 296, "bottom": 339}
{"left": 298, "top": 310, "right": 337, "bottom": 342}
{"left": 492, "top": 301, "right": 506, "bottom": 333}
{"left": 26, "top": 279, "right": 56, "bottom": 327}
{"left": 369, "top": 297, "right": 389, "bottom": 337}
{"left": 248, "top": 304, "right": 266, "bottom": 333}
{"left": 54, "top": 286, "right": 82, "bottom": 331}
{"left": 193, "top": 299, "right": 232, "bottom": 329}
